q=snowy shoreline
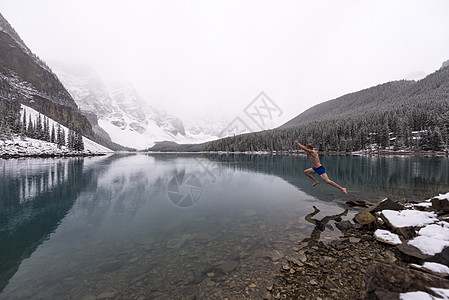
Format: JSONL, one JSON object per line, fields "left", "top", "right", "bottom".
{"left": 145, "top": 150, "right": 449, "bottom": 157}
{"left": 0, "top": 135, "right": 112, "bottom": 159}
{"left": 0, "top": 105, "right": 114, "bottom": 158}
{"left": 0, "top": 152, "right": 107, "bottom": 159}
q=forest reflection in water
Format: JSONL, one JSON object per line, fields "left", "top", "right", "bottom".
{"left": 199, "top": 153, "right": 449, "bottom": 202}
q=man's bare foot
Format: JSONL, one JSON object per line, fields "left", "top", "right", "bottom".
{"left": 342, "top": 188, "right": 348, "bottom": 196}
{"left": 312, "top": 182, "right": 319, "bottom": 187}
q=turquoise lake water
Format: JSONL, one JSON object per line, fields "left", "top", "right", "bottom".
{"left": 0, "top": 154, "right": 448, "bottom": 299}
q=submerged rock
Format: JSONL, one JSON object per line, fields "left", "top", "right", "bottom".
{"left": 335, "top": 220, "right": 354, "bottom": 233}
{"left": 166, "top": 234, "right": 194, "bottom": 249}
{"left": 96, "top": 289, "right": 118, "bottom": 299}
{"left": 218, "top": 260, "right": 239, "bottom": 274}
{"left": 268, "top": 250, "right": 285, "bottom": 262}
{"left": 95, "top": 260, "right": 126, "bottom": 274}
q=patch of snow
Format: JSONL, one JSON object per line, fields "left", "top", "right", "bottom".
{"left": 414, "top": 202, "right": 432, "bottom": 208}
{"left": 399, "top": 291, "right": 437, "bottom": 300}
{"left": 408, "top": 222, "right": 449, "bottom": 255}
{"left": 381, "top": 210, "right": 438, "bottom": 228}
{"left": 374, "top": 229, "right": 402, "bottom": 245}
{"left": 422, "top": 262, "right": 449, "bottom": 275}
{"left": 83, "top": 137, "right": 112, "bottom": 153}
{"left": 431, "top": 288, "right": 449, "bottom": 299}
{"left": 0, "top": 135, "right": 69, "bottom": 156}
{"left": 410, "top": 262, "right": 449, "bottom": 276}
{"left": 434, "top": 192, "right": 449, "bottom": 201}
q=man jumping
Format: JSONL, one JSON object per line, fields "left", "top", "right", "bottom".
{"left": 295, "top": 141, "right": 348, "bottom": 196}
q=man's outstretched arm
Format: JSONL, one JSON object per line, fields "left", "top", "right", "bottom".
{"left": 295, "top": 140, "right": 313, "bottom": 153}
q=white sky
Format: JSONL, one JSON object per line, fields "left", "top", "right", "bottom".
{"left": 1, "top": 0, "right": 449, "bottom": 125}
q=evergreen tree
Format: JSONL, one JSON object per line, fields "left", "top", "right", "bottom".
{"left": 75, "top": 127, "right": 84, "bottom": 151}
{"left": 68, "top": 125, "right": 74, "bottom": 150}
{"left": 60, "top": 128, "right": 66, "bottom": 147}
{"left": 22, "top": 109, "right": 26, "bottom": 131}
{"left": 21, "top": 109, "right": 27, "bottom": 135}
{"left": 430, "top": 127, "right": 443, "bottom": 151}
{"left": 36, "top": 114, "right": 43, "bottom": 140}
{"left": 27, "top": 115, "right": 34, "bottom": 137}
{"left": 43, "top": 118, "right": 50, "bottom": 141}
{"left": 56, "top": 124, "right": 63, "bottom": 148}
{"left": 50, "top": 124, "right": 55, "bottom": 143}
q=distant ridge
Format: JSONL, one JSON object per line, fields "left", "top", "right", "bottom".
{"left": 150, "top": 60, "right": 449, "bottom": 152}
{"left": 442, "top": 59, "right": 449, "bottom": 69}
{"left": 280, "top": 80, "right": 414, "bottom": 128}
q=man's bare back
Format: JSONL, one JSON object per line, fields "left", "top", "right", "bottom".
{"left": 295, "top": 141, "right": 348, "bottom": 196}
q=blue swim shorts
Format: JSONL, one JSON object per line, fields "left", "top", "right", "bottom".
{"left": 312, "top": 165, "right": 326, "bottom": 175}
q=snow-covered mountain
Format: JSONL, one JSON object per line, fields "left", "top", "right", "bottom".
{"left": 52, "top": 64, "right": 218, "bottom": 149}
{"left": 0, "top": 12, "right": 122, "bottom": 152}
{"left": 183, "top": 112, "right": 240, "bottom": 138}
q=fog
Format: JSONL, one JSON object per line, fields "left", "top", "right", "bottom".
{"left": 1, "top": 0, "right": 449, "bottom": 125}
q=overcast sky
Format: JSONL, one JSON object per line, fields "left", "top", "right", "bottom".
{"left": 1, "top": 0, "right": 449, "bottom": 125}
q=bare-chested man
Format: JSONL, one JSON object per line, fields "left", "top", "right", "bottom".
{"left": 295, "top": 141, "right": 348, "bottom": 196}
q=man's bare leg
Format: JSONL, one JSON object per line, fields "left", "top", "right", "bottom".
{"left": 304, "top": 168, "right": 319, "bottom": 186}
{"left": 320, "top": 173, "right": 348, "bottom": 196}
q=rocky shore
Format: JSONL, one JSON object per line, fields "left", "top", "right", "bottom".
{"left": 268, "top": 194, "right": 449, "bottom": 300}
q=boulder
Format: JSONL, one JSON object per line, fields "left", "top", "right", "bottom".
{"left": 395, "top": 227, "right": 416, "bottom": 240}
{"left": 431, "top": 198, "right": 449, "bottom": 212}
{"left": 367, "top": 288, "right": 399, "bottom": 300}
{"left": 346, "top": 200, "right": 360, "bottom": 207}
{"left": 365, "top": 262, "right": 449, "bottom": 298}
{"left": 346, "top": 200, "right": 368, "bottom": 208}
{"left": 396, "top": 244, "right": 432, "bottom": 263}
{"left": 431, "top": 247, "right": 449, "bottom": 267}
{"left": 354, "top": 209, "right": 376, "bottom": 225}
{"left": 372, "top": 198, "right": 404, "bottom": 213}
{"left": 374, "top": 229, "right": 402, "bottom": 246}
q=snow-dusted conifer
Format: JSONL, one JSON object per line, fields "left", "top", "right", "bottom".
{"left": 50, "top": 123, "right": 55, "bottom": 144}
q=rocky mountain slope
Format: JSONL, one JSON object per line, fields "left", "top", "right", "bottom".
{"left": 0, "top": 13, "right": 123, "bottom": 151}
{"left": 52, "top": 63, "right": 218, "bottom": 149}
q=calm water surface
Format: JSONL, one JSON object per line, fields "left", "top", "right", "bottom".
{"left": 0, "top": 154, "right": 448, "bottom": 299}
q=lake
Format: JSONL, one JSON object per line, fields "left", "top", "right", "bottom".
{"left": 0, "top": 154, "right": 448, "bottom": 299}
